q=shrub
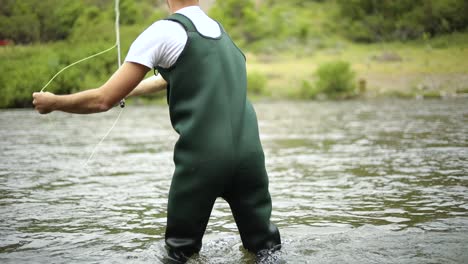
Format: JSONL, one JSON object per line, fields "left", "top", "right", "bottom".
{"left": 0, "top": 41, "right": 120, "bottom": 108}
{"left": 300, "top": 79, "right": 320, "bottom": 99}
{"left": 0, "top": 0, "right": 83, "bottom": 44}
{"left": 247, "top": 71, "right": 268, "bottom": 96}
{"left": 314, "top": 61, "right": 356, "bottom": 99}
{"left": 337, "top": 0, "right": 468, "bottom": 42}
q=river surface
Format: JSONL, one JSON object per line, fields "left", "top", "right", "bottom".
{"left": 1, "top": 99, "right": 467, "bottom": 263}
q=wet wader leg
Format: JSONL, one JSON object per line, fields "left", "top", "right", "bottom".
{"left": 224, "top": 152, "right": 281, "bottom": 253}
{"left": 165, "top": 164, "right": 218, "bottom": 263}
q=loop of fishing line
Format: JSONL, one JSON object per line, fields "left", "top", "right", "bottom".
{"left": 40, "top": 0, "right": 124, "bottom": 167}
{"left": 40, "top": 44, "right": 117, "bottom": 93}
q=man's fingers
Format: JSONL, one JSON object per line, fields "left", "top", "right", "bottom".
{"left": 32, "top": 93, "right": 39, "bottom": 106}
{"left": 32, "top": 92, "right": 42, "bottom": 111}
{"left": 32, "top": 92, "right": 53, "bottom": 114}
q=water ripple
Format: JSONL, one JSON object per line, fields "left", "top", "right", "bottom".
{"left": 1, "top": 99, "right": 467, "bottom": 263}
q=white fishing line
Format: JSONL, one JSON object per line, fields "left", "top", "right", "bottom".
{"left": 82, "top": 0, "right": 124, "bottom": 166}
{"left": 39, "top": 0, "right": 124, "bottom": 166}
{"left": 115, "top": 0, "right": 122, "bottom": 67}
{"left": 40, "top": 44, "right": 117, "bottom": 93}
{"left": 84, "top": 106, "right": 124, "bottom": 166}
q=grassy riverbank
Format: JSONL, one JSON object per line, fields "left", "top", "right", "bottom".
{"left": 247, "top": 32, "right": 468, "bottom": 99}
{"left": 1, "top": 32, "right": 467, "bottom": 108}
{"left": 1, "top": 0, "right": 468, "bottom": 108}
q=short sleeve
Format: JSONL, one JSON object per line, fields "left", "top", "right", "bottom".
{"left": 125, "top": 20, "right": 187, "bottom": 69}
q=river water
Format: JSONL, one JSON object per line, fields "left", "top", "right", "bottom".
{"left": 1, "top": 99, "right": 467, "bottom": 263}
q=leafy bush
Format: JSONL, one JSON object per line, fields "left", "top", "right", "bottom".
{"left": 300, "top": 79, "right": 321, "bottom": 99}
{"left": 301, "top": 61, "right": 356, "bottom": 99}
{"left": 0, "top": 0, "right": 83, "bottom": 43}
{"left": 247, "top": 71, "right": 268, "bottom": 96}
{"left": 0, "top": 42, "right": 120, "bottom": 108}
{"left": 209, "top": 0, "right": 264, "bottom": 47}
{"left": 337, "top": 0, "right": 468, "bottom": 42}
{"left": 316, "top": 61, "right": 356, "bottom": 98}
{"left": 210, "top": 0, "right": 335, "bottom": 51}
{"left": 0, "top": 14, "right": 40, "bottom": 43}
{"left": 0, "top": 0, "right": 168, "bottom": 108}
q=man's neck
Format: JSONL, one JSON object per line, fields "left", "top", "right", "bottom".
{"left": 169, "top": 1, "right": 199, "bottom": 13}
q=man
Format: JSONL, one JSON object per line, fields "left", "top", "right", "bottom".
{"left": 33, "top": 0, "right": 281, "bottom": 262}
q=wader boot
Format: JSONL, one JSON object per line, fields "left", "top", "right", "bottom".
{"left": 156, "top": 13, "right": 281, "bottom": 263}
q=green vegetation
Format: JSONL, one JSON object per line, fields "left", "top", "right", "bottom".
{"left": 209, "top": 0, "right": 335, "bottom": 51}
{"left": 247, "top": 71, "right": 268, "bottom": 96}
{"left": 301, "top": 61, "right": 356, "bottom": 99}
{"left": 0, "top": 0, "right": 467, "bottom": 108}
{"left": 336, "top": 0, "right": 468, "bottom": 42}
{"left": 246, "top": 31, "right": 468, "bottom": 99}
{"left": 0, "top": 0, "right": 166, "bottom": 108}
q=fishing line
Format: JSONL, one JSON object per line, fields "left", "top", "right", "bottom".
{"left": 82, "top": 0, "right": 125, "bottom": 166}
{"left": 40, "top": 44, "right": 117, "bottom": 93}
{"left": 40, "top": 0, "right": 124, "bottom": 166}
{"left": 84, "top": 106, "right": 124, "bottom": 166}
{"left": 115, "top": 0, "right": 122, "bottom": 67}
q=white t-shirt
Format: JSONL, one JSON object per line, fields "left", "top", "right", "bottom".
{"left": 125, "top": 6, "right": 221, "bottom": 69}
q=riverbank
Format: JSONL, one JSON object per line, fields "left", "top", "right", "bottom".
{"left": 1, "top": 32, "right": 467, "bottom": 108}
{"left": 247, "top": 32, "right": 468, "bottom": 99}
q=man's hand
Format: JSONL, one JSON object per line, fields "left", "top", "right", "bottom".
{"left": 30, "top": 62, "right": 149, "bottom": 115}
{"left": 32, "top": 92, "right": 56, "bottom": 114}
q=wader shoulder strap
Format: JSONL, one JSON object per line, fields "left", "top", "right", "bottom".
{"left": 164, "top": 13, "right": 197, "bottom": 33}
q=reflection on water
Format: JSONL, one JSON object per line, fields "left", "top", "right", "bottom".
{"left": 0, "top": 99, "right": 467, "bottom": 263}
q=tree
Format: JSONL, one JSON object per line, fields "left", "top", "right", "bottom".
{"left": 337, "top": 0, "right": 468, "bottom": 42}
{"left": 0, "top": 0, "right": 84, "bottom": 43}
{"left": 209, "top": 0, "right": 265, "bottom": 45}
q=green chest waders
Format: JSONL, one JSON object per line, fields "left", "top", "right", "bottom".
{"left": 156, "top": 14, "right": 281, "bottom": 262}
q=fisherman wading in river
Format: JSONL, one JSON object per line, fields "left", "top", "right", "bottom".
{"left": 33, "top": 0, "right": 281, "bottom": 262}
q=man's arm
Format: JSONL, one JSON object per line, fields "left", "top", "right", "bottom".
{"left": 33, "top": 62, "right": 149, "bottom": 114}
{"left": 126, "top": 74, "right": 167, "bottom": 98}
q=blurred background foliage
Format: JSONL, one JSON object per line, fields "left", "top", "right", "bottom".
{"left": 336, "top": 0, "right": 468, "bottom": 42}
{"left": 1, "top": 0, "right": 468, "bottom": 108}
{"left": 301, "top": 61, "right": 357, "bottom": 100}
